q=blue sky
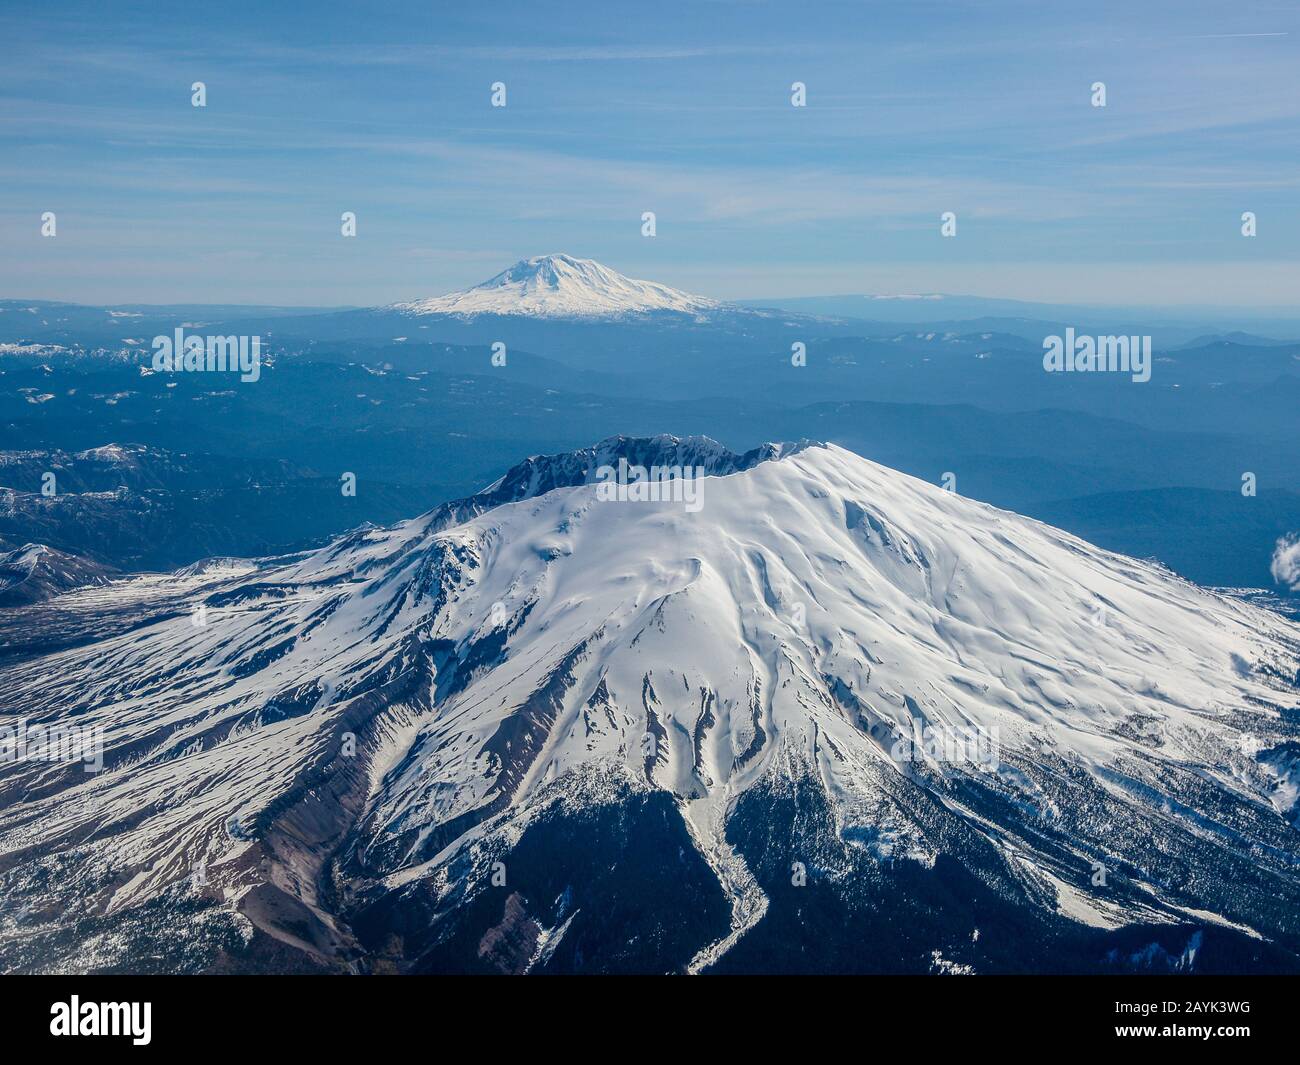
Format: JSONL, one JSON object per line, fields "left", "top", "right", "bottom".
{"left": 2, "top": 0, "right": 1298, "bottom": 306}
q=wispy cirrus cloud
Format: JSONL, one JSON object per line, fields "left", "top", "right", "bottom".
{"left": 2, "top": 0, "right": 1298, "bottom": 304}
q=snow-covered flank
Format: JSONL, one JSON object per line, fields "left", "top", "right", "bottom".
{"left": 0, "top": 343, "right": 68, "bottom": 356}
{"left": 2, "top": 438, "right": 1299, "bottom": 972}
{"left": 73, "top": 443, "right": 141, "bottom": 465}
{"left": 391, "top": 254, "right": 721, "bottom": 318}
{"left": 351, "top": 443, "right": 1300, "bottom": 891}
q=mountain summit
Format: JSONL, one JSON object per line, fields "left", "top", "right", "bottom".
{"left": 392, "top": 254, "right": 721, "bottom": 319}
{"left": 3, "top": 437, "right": 1300, "bottom": 974}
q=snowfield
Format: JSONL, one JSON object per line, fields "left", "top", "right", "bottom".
{"left": 391, "top": 254, "right": 722, "bottom": 319}
{"left": 2, "top": 437, "right": 1298, "bottom": 973}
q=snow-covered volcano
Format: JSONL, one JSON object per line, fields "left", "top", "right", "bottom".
{"left": 3, "top": 437, "right": 1299, "bottom": 974}
{"left": 391, "top": 254, "right": 721, "bottom": 319}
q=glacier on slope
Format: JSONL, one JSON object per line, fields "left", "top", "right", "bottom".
{"left": 1, "top": 437, "right": 1299, "bottom": 974}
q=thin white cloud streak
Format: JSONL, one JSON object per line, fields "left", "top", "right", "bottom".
{"left": 0, "top": 117, "right": 1130, "bottom": 227}
{"left": 1182, "top": 32, "right": 1289, "bottom": 39}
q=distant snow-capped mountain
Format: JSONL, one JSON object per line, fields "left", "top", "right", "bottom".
{"left": 0, "top": 542, "right": 115, "bottom": 607}
{"left": 391, "top": 254, "right": 722, "bottom": 319}
{"left": 3, "top": 437, "right": 1300, "bottom": 974}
